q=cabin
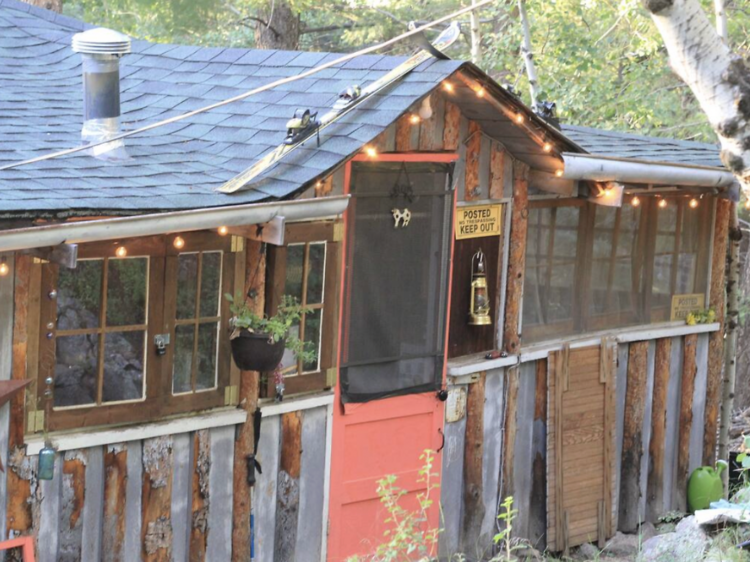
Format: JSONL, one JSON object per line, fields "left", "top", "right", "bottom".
{"left": 0, "top": 1, "right": 737, "bottom": 560}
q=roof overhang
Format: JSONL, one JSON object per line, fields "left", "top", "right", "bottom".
{"left": 560, "top": 152, "right": 736, "bottom": 189}
{"left": 0, "top": 195, "right": 349, "bottom": 253}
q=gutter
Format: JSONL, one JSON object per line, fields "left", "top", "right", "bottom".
{"left": 561, "top": 152, "right": 736, "bottom": 188}
{"left": 0, "top": 195, "right": 350, "bottom": 253}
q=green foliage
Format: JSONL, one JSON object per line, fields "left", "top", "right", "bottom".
{"left": 686, "top": 308, "right": 717, "bottom": 326}
{"left": 346, "top": 450, "right": 440, "bottom": 562}
{"left": 493, "top": 496, "right": 522, "bottom": 561}
{"left": 225, "top": 293, "right": 316, "bottom": 364}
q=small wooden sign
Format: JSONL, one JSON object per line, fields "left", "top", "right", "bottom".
{"left": 445, "top": 387, "right": 467, "bottom": 423}
{"left": 455, "top": 204, "right": 502, "bottom": 240}
{"left": 670, "top": 293, "right": 705, "bottom": 321}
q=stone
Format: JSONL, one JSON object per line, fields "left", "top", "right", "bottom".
{"left": 638, "top": 516, "right": 708, "bottom": 562}
{"left": 573, "top": 542, "right": 600, "bottom": 560}
{"left": 639, "top": 521, "right": 657, "bottom": 542}
{"left": 604, "top": 532, "right": 641, "bottom": 558}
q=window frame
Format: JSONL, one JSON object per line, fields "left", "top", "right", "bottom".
{"left": 35, "top": 231, "right": 242, "bottom": 433}
{"left": 264, "top": 221, "right": 341, "bottom": 397}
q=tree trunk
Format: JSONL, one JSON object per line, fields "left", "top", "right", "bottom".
{"left": 469, "top": 3, "right": 482, "bottom": 65}
{"left": 255, "top": 0, "right": 300, "bottom": 50}
{"left": 643, "top": 0, "right": 750, "bottom": 190}
{"left": 20, "top": 0, "right": 61, "bottom": 12}
{"left": 517, "top": 0, "right": 540, "bottom": 108}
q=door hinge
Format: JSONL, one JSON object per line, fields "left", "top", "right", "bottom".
{"left": 333, "top": 222, "right": 344, "bottom": 243}
{"left": 231, "top": 236, "right": 245, "bottom": 253}
{"left": 224, "top": 385, "right": 239, "bottom": 405}
{"left": 27, "top": 410, "right": 44, "bottom": 433}
{"left": 325, "top": 368, "right": 337, "bottom": 388}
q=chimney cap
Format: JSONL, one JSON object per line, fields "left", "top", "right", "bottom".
{"left": 72, "top": 27, "right": 131, "bottom": 56}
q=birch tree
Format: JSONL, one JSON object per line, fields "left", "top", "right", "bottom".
{"left": 643, "top": 0, "right": 750, "bottom": 191}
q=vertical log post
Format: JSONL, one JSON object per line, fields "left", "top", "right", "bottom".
{"left": 489, "top": 143, "right": 506, "bottom": 200}
{"left": 190, "top": 430, "right": 210, "bottom": 562}
{"left": 529, "top": 359, "right": 548, "bottom": 548}
{"left": 503, "top": 160, "right": 530, "bottom": 354}
{"left": 274, "top": 411, "right": 302, "bottom": 561}
{"left": 232, "top": 239, "right": 265, "bottom": 562}
{"left": 677, "top": 334, "right": 698, "bottom": 511}
{"left": 103, "top": 445, "right": 128, "bottom": 562}
{"left": 141, "top": 436, "right": 174, "bottom": 562}
{"left": 704, "top": 199, "right": 731, "bottom": 466}
{"left": 460, "top": 372, "right": 486, "bottom": 550}
{"left": 443, "top": 101, "right": 461, "bottom": 151}
{"left": 647, "top": 338, "right": 671, "bottom": 522}
{"left": 501, "top": 366, "right": 520, "bottom": 505}
{"left": 619, "top": 341, "right": 648, "bottom": 532}
{"left": 464, "top": 121, "right": 482, "bottom": 201}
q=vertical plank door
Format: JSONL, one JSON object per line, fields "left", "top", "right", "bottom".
{"left": 547, "top": 343, "right": 616, "bottom": 554}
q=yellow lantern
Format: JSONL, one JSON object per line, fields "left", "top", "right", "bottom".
{"left": 469, "top": 249, "right": 492, "bottom": 326}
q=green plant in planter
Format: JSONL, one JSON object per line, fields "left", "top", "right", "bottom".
{"left": 225, "top": 293, "right": 317, "bottom": 369}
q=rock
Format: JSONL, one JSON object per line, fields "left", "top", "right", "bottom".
{"left": 639, "top": 521, "right": 657, "bottom": 542}
{"left": 572, "top": 542, "right": 600, "bottom": 560}
{"left": 514, "top": 546, "right": 543, "bottom": 561}
{"left": 604, "top": 532, "right": 641, "bottom": 558}
{"left": 638, "top": 516, "right": 708, "bottom": 562}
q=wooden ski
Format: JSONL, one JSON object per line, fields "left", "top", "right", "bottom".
{"left": 217, "top": 22, "right": 460, "bottom": 194}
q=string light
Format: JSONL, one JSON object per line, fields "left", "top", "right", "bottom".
{"left": 543, "top": 142, "right": 553, "bottom": 153}
{"left": 442, "top": 81, "right": 454, "bottom": 93}
{"left": 603, "top": 187, "right": 613, "bottom": 197}
{"left": 0, "top": 258, "right": 8, "bottom": 277}
{"left": 173, "top": 236, "right": 186, "bottom": 250}
{"left": 218, "top": 226, "right": 229, "bottom": 236}
{"left": 689, "top": 197, "right": 699, "bottom": 209}
{"left": 364, "top": 145, "right": 378, "bottom": 158}
{"left": 475, "top": 87, "right": 486, "bottom": 98}
{"left": 745, "top": 197, "right": 750, "bottom": 210}
{"left": 554, "top": 169, "right": 564, "bottom": 178}
{"left": 409, "top": 114, "right": 421, "bottom": 125}
{"left": 115, "top": 246, "right": 128, "bottom": 258}
{"left": 515, "top": 113, "right": 525, "bottom": 124}
{"left": 631, "top": 196, "right": 641, "bottom": 207}
{"left": 658, "top": 198, "right": 668, "bottom": 209}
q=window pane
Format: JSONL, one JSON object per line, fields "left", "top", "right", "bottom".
{"left": 176, "top": 254, "right": 198, "bottom": 320}
{"left": 196, "top": 322, "right": 218, "bottom": 390}
{"left": 54, "top": 334, "right": 98, "bottom": 407}
{"left": 284, "top": 245, "right": 304, "bottom": 299}
{"left": 102, "top": 331, "right": 145, "bottom": 403}
{"left": 200, "top": 252, "right": 222, "bottom": 318}
{"left": 57, "top": 260, "right": 102, "bottom": 330}
{"left": 652, "top": 203, "right": 677, "bottom": 306}
{"left": 677, "top": 202, "right": 701, "bottom": 293}
{"left": 303, "top": 309, "right": 322, "bottom": 373}
{"left": 306, "top": 243, "right": 326, "bottom": 305}
{"left": 106, "top": 258, "right": 148, "bottom": 327}
{"left": 172, "top": 324, "right": 194, "bottom": 393}
{"left": 279, "top": 322, "right": 300, "bottom": 376}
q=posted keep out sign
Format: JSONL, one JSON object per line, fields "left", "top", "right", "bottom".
{"left": 455, "top": 204, "right": 502, "bottom": 240}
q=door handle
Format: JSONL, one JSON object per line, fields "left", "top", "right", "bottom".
{"left": 154, "top": 334, "right": 170, "bottom": 356}
{"left": 436, "top": 427, "right": 445, "bottom": 454}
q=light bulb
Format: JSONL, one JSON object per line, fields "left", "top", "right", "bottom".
{"left": 543, "top": 142, "right": 552, "bottom": 153}
{"left": 173, "top": 236, "right": 186, "bottom": 250}
{"left": 689, "top": 198, "right": 699, "bottom": 209}
{"left": 604, "top": 188, "right": 613, "bottom": 197}
{"left": 745, "top": 199, "right": 750, "bottom": 210}
{"left": 364, "top": 145, "right": 378, "bottom": 158}
{"left": 475, "top": 87, "right": 485, "bottom": 98}
{"left": 554, "top": 169, "right": 564, "bottom": 178}
{"left": 409, "top": 114, "right": 421, "bottom": 125}
{"left": 0, "top": 261, "right": 8, "bottom": 277}
{"left": 515, "top": 113, "right": 525, "bottom": 124}
{"left": 115, "top": 246, "right": 127, "bottom": 258}
{"left": 658, "top": 198, "right": 667, "bottom": 209}
{"left": 218, "top": 226, "right": 229, "bottom": 236}
{"left": 442, "top": 81, "right": 454, "bottom": 93}
{"left": 632, "top": 196, "right": 641, "bottom": 207}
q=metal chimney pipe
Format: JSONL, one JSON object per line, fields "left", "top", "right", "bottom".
{"left": 72, "top": 28, "right": 131, "bottom": 159}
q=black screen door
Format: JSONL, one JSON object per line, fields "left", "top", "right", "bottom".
{"left": 340, "top": 161, "right": 453, "bottom": 403}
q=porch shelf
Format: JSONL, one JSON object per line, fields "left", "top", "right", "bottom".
{"left": 24, "top": 406, "right": 247, "bottom": 456}
{"left": 258, "top": 391, "right": 334, "bottom": 417}
{"left": 446, "top": 321, "right": 720, "bottom": 378}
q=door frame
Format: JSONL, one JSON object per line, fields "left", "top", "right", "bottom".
{"left": 327, "top": 152, "right": 459, "bottom": 561}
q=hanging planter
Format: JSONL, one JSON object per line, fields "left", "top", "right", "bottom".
{"left": 225, "top": 293, "right": 316, "bottom": 375}
{"left": 230, "top": 331, "right": 286, "bottom": 372}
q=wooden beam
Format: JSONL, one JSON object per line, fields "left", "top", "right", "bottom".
{"left": 529, "top": 359, "right": 548, "bottom": 549}
{"left": 22, "top": 243, "right": 78, "bottom": 269}
{"left": 395, "top": 113, "right": 414, "bottom": 152}
{"left": 103, "top": 445, "right": 128, "bottom": 562}
{"left": 228, "top": 217, "right": 286, "bottom": 247}
{"left": 418, "top": 93, "right": 444, "bottom": 152}
{"left": 275, "top": 411, "right": 302, "bottom": 561}
{"left": 489, "top": 143, "right": 506, "bottom": 200}
{"left": 60, "top": 451, "right": 87, "bottom": 559}
{"left": 464, "top": 121, "right": 482, "bottom": 201}
{"left": 460, "top": 371, "right": 486, "bottom": 550}
{"left": 618, "top": 341, "right": 648, "bottom": 532}
{"left": 443, "top": 101, "right": 461, "bottom": 151}
{"left": 232, "top": 239, "right": 265, "bottom": 562}
{"left": 503, "top": 160, "right": 530, "bottom": 354}
{"left": 647, "top": 338, "right": 671, "bottom": 522}
{"left": 704, "top": 198, "right": 731, "bottom": 466}
{"left": 190, "top": 430, "right": 210, "bottom": 561}
{"left": 676, "top": 334, "right": 698, "bottom": 511}
{"left": 501, "top": 366, "right": 520, "bottom": 505}
{"left": 141, "top": 436, "right": 173, "bottom": 562}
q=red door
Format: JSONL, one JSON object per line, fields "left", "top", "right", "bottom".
{"left": 327, "top": 156, "right": 457, "bottom": 561}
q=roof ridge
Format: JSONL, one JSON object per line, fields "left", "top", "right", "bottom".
{"left": 563, "top": 123, "right": 719, "bottom": 150}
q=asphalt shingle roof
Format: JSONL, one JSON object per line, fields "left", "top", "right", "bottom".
{"left": 0, "top": 0, "right": 725, "bottom": 219}
{"left": 562, "top": 124, "right": 722, "bottom": 168}
{"left": 0, "top": 0, "right": 463, "bottom": 217}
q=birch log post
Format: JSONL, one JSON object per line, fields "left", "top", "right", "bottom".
{"left": 517, "top": 0, "right": 540, "bottom": 108}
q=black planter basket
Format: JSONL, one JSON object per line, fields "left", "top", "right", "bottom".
{"left": 230, "top": 331, "right": 286, "bottom": 372}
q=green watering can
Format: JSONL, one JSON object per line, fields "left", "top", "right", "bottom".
{"left": 687, "top": 460, "right": 728, "bottom": 512}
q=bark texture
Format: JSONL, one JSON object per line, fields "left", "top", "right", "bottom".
{"left": 644, "top": 0, "right": 750, "bottom": 190}
{"left": 20, "top": 0, "right": 62, "bottom": 12}
{"left": 255, "top": 0, "right": 300, "bottom": 50}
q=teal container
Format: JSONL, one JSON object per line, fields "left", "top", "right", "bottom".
{"left": 38, "top": 444, "right": 55, "bottom": 481}
{"left": 687, "top": 460, "right": 727, "bottom": 512}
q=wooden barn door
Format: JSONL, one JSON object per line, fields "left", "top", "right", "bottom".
{"left": 547, "top": 341, "right": 617, "bottom": 554}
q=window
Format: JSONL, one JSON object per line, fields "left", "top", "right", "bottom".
{"left": 265, "top": 222, "right": 341, "bottom": 396}
{"left": 522, "top": 195, "right": 712, "bottom": 343}
{"left": 36, "top": 232, "right": 242, "bottom": 432}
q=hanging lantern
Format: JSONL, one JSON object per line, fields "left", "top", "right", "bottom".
{"left": 469, "top": 249, "right": 492, "bottom": 326}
